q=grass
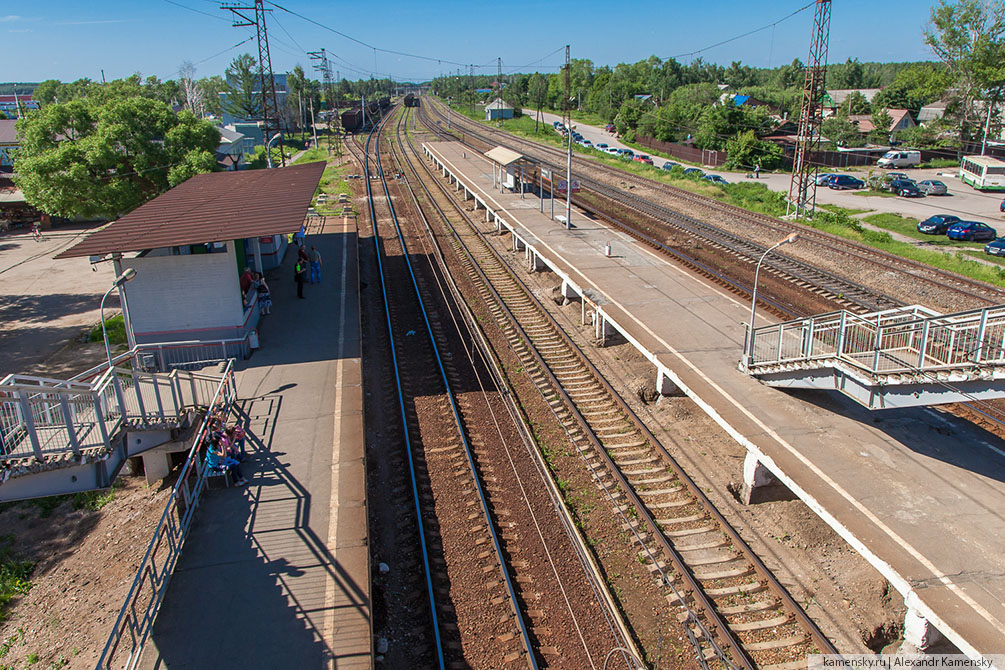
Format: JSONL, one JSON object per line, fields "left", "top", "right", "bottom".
{"left": 87, "top": 314, "right": 126, "bottom": 346}
{"left": 864, "top": 212, "right": 993, "bottom": 251}
{"left": 292, "top": 147, "right": 328, "bottom": 164}
{"left": 919, "top": 158, "right": 959, "bottom": 169}
{"left": 852, "top": 189, "right": 900, "bottom": 198}
{"left": 820, "top": 203, "right": 873, "bottom": 216}
{"left": 0, "top": 536, "right": 34, "bottom": 624}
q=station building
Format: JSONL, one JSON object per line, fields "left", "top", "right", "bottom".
{"left": 58, "top": 162, "right": 325, "bottom": 363}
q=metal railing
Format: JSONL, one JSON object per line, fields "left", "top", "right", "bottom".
{"left": 747, "top": 303, "right": 1005, "bottom": 376}
{"left": 2, "top": 342, "right": 242, "bottom": 464}
{"left": 96, "top": 360, "right": 237, "bottom": 670}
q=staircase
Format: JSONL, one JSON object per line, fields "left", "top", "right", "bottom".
{"left": 0, "top": 350, "right": 233, "bottom": 501}
{"left": 743, "top": 304, "right": 1005, "bottom": 409}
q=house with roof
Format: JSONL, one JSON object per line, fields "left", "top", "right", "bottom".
{"left": 918, "top": 100, "right": 948, "bottom": 124}
{"left": 57, "top": 162, "right": 325, "bottom": 362}
{"left": 821, "top": 88, "right": 882, "bottom": 111}
{"left": 0, "top": 119, "right": 17, "bottom": 171}
{"left": 485, "top": 98, "right": 514, "bottom": 121}
{"left": 847, "top": 108, "right": 916, "bottom": 135}
{"left": 216, "top": 126, "right": 246, "bottom": 171}
{"left": 0, "top": 95, "right": 38, "bottom": 118}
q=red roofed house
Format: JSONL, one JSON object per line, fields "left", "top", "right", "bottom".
{"left": 57, "top": 162, "right": 325, "bottom": 363}
{"left": 847, "top": 109, "right": 916, "bottom": 135}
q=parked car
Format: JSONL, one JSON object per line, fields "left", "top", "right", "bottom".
{"left": 633, "top": 154, "right": 654, "bottom": 165}
{"left": 877, "top": 150, "right": 921, "bottom": 168}
{"left": 918, "top": 179, "right": 948, "bottom": 195}
{"left": 683, "top": 167, "right": 705, "bottom": 177}
{"left": 815, "top": 173, "right": 837, "bottom": 186}
{"left": 947, "top": 221, "right": 997, "bottom": 241}
{"left": 828, "top": 175, "right": 865, "bottom": 190}
{"left": 605, "top": 124, "right": 615, "bottom": 133}
{"left": 984, "top": 238, "right": 1005, "bottom": 256}
{"left": 607, "top": 147, "right": 621, "bottom": 155}
{"left": 661, "top": 161, "right": 678, "bottom": 171}
{"left": 703, "top": 174, "right": 728, "bottom": 185}
{"left": 890, "top": 179, "right": 923, "bottom": 197}
{"left": 595, "top": 143, "right": 609, "bottom": 151}
{"left": 621, "top": 149, "right": 634, "bottom": 158}
{"left": 917, "top": 215, "right": 961, "bottom": 234}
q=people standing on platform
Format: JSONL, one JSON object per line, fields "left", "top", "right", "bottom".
{"left": 254, "top": 272, "right": 272, "bottom": 315}
{"left": 310, "top": 246, "right": 322, "bottom": 283}
{"left": 295, "top": 258, "right": 307, "bottom": 299}
{"left": 239, "top": 266, "right": 254, "bottom": 296}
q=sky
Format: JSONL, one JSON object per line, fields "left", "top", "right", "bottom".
{"left": 0, "top": 1, "right": 942, "bottom": 86}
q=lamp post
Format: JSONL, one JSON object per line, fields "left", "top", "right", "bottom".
{"left": 744, "top": 233, "right": 798, "bottom": 367}
{"left": 100, "top": 268, "right": 137, "bottom": 371}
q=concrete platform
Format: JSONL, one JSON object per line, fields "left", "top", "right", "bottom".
{"left": 139, "top": 216, "right": 370, "bottom": 669}
{"left": 424, "top": 141, "right": 1005, "bottom": 656}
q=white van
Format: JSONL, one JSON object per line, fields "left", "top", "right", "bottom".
{"left": 877, "top": 150, "right": 921, "bottom": 168}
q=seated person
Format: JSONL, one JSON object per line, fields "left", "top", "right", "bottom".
{"left": 206, "top": 434, "right": 247, "bottom": 486}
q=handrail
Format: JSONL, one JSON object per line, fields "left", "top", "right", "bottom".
{"left": 95, "top": 360, "right": 236, "bottom": 670}
{"left": 747, "top": 303, "right": 1005, "bottom": 376}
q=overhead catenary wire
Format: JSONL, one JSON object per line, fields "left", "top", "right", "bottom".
{"left": 670, "top": 1, "right": 816, "bottom": 60}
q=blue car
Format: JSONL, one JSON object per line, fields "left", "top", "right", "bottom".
{"left": 947, "top": 221, "right": 997, "bottom": 242}
{"left": 917, "top": 215, "right": 961, "bottom": 235}
{"left": 703, "top": 174, "right": 728, "bottom": 185}
{"left": 661, "top": 161, "right": 678, "bottom": 171}
{"left": 683, "top": 167, "right": 704, "bottom": 177}
{"left": 985, "top": 238, "right": 1005, "bottom": 256}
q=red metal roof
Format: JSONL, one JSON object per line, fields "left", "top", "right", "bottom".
{"left": 57, "top": 161, "right": 326, "bottom": 259}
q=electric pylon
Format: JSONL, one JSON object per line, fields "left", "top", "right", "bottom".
{"left": 223, "top": 0, "right": 285, "bottom": 167}
{"left": 787, "top": 0, "right": 832, "bottom": 217}
{"left": 308, "top": 48, "right": 335, "bottom": 154}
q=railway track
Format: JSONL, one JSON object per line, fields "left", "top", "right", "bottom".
{"left": 400, "top": 107, "right": 840, "bottom": 669}
{"left": 422, "top": 96, "right": 1005, "bottom": 312}
{"left": 359, "top": 108, "right": 639, "bottom": 668}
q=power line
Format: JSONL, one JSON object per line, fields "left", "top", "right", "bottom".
{"left": 162, "top": 0, "right": 231, "bottom": 21}
{"left": 671, "top": 1, "right": 815, "bottom": 60}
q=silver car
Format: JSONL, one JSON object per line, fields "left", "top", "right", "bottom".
{"left": 815, "top": 173, "right": 837, "bottom": 185}
{"left": 918, "top": 179, "right": 948, "bottom": 195}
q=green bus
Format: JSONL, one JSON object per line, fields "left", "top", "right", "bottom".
{"left": 960, "top": 155, "right": 1005, "bottom": 191}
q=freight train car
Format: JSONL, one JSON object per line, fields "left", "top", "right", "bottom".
{"left": 404, "top": 93, "right": 419, "bottom": 107}
{"left": 378, "top": 96, "right": 391, "bottom": 110}
{"left": 340, "top": 107, "right": 365, "bottom": 132}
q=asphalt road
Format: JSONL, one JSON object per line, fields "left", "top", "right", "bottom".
{"left": 523, "top": 109, "right": 1005, "bottom": 226}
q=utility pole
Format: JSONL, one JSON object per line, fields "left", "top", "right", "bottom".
{"left": 787, "top": 0, "right": 831, "bottom": 217}
{"left": 564, "top": 45, "right": 572, "bottom": 230}
{"left": 308, "top": 48, "right": 335, "bottom": 154}
{"left": 223, "top": 0, "right": 285, "bottom": 167}
{"left": 497, "top": 57, "right": 502, "bottom": 95}
{"left": 469, "top": 64, "right": 474, "bottom": 114}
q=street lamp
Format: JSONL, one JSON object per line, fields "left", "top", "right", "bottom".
{"left": 744, "top": 233, "right": 798, "bottom": 367}
{"left": 100, "top": 268, "right": 137, "bottom": 371}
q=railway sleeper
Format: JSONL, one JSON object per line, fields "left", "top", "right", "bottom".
{"left": 612, "top": 453, "right": 661, "bottom": 466}
{"left": 743, "top": 634, "right": 808, "bottom": 652}
{"left": 727, "top": 613, "right": 793, "bottom": 632}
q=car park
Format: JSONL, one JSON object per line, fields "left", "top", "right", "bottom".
{"left": 828, "top": 175, "right": 865, "bottom": 190}
{"left": 947, "top": 221, "right": 997, "bottom": 241}
{"left": 683, "top": 167, "right": 705, "bottom": 177}
{"left": 703, "top": 174, "right": 728, "bottom": 185}
{"left": 661, "top": 161, "right": 678, "bottom": 171}
{"left": 918, "top": 179, "right": 948, "bottom": 195}
{"left": 917, "top": 215, "right": 961, "bottom": 234}
{"left": 890, "top": 179, "right": 923, "bottom": 197}
{"left": 984, "top": 238, "right": 1005, "bottom": 256}
{"left": 815, "top": 173, "right": 837, "bottom": 186}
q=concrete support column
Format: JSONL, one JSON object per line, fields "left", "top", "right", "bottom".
{"left": 528, "top": 250, "right": 546, "bottom": 273}
{"left": 485, "top": 209, "right": 490, "bottom": 223}
{"left": 251, "top": 237, "right": 264, "bottom": 274}
{"left": 902, "top": 599, "right": 943, "bottom": 652}
{"left": 561, "top": 280, "right": 579, "bottom": 301}
{"left": 741, "top": 452, "right": 794, "bottom": 504}
{"left": 594, "top": 311, "right": 611, "bottom": 345}
{"left": 656, "top": 368, "right": 682, "bottom": 396}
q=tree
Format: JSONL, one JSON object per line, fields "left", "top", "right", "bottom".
{"left": 285, "top": 65, "right": 308, "bottom": 136}
{"left": 14, "top": 96, "right": 220, "bottom": 219}
{"left": 224, "top": 53, "right": 261, "bottom": 120}
{"left": 529, "top": 73, "right": 548, "bottom": 133}
{"left": 724, "top": 130, "right": 784, "bottom": 170}
{"left": 869, "top": 109, "right": 894, "bottom": 143}
{"left": 197, "top": 76, "right": 227, "bottom": 117}
{"left": 179, "top": 61, "right": 203, "bottom": 117}
{"left": 33, "top": 79, "right": 61, "bottom": 106}
{"left": 821, "top": 117, "right": 866, "bottom": 147}
{"left": 925, "top": 0, "right": 1005, "bottom": 141}
{"left": 841, "top": 91, "right": 872, "bottom": 115}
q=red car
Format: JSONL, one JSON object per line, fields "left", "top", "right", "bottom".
{"left": 633, "top": 154, "right": 654, "bottom": 165}
{"left": 605, "top": 124, "right": 615, "bottom": 133}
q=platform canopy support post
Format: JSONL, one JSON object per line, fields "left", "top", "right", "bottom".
{"left": 741, "top": 452, "right": 795, "bottom": 504}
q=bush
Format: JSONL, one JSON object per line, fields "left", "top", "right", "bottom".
{"left": 88, "top": 314, "right": 126, "bottom": 345}
{"left": 723, "top": 130, "right": 784, "bottom": 171}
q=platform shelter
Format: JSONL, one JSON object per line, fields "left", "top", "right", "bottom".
{"left": 57, "top": 162, "right": 325, "bottom": 365}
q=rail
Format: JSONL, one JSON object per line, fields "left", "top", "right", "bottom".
{"left": 747, "top": 303, "right": 1005, "bottom": 376}
{"left": 95, "top": 359, "right": 237, "bottom": 670}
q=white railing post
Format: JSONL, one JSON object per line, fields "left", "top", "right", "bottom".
{"left": 130, "top": 370, "right": 148, "bottom": 422}
{"left": 804, "top": 318, "right": 815, "bottom": 358}
{"left": 872, "top": 324, "right": 884, "bottom": 371}
{"left": 58, "top": 394, "right": 81, "bottom": 457}
{"left": 93, "top": 396, "right": 112, "bottom": 451}
{"left": 974, "top": 308, "right": 989, "bottom": 363}
{"left": 16, "top": 390, "right": 44, "bottom": 459}
{"left": 836, "top": 311, "right": 847, "bottom": 358}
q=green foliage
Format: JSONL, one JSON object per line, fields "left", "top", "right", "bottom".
{"left": 223, "top": 54, "right": 261, "bottom": 120}
{"left": 196, "top": 75, "right": 227, "bottom": 117}
{"left": 723, "top": 130, "right": 784, "bottom": 170}
{"left": 14, "top": 96, "right": 220, "bottom": 219}
{"left": 869, "top": 108, "right": 894, "bottom": 143}
{"left": 0, "top": 536, "right": 34, "bottom": 623}
{"left": 822, "top": 116, "right": 867, "bottom": 147}
{"left": 88, "top": 314, "right": 127, "bottom": 345}
{"left": 841, "top": 91, "right": 872, "bottom": 115}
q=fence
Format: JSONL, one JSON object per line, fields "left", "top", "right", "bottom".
{"left": 634, "top": 136, "right": 728, "bottom": 167}
{"left": 748, "top": 304, "right": 1005, "bottom": 375}
{"left": 96, "top": 360, "right": 237, "bottom": 670}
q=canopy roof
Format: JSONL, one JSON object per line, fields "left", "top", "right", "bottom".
{"left": 485, "top": 146, "right": 534, "bottom": 167}
{"left": 58, "top": 161, "right": 325, "bottom": 259}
